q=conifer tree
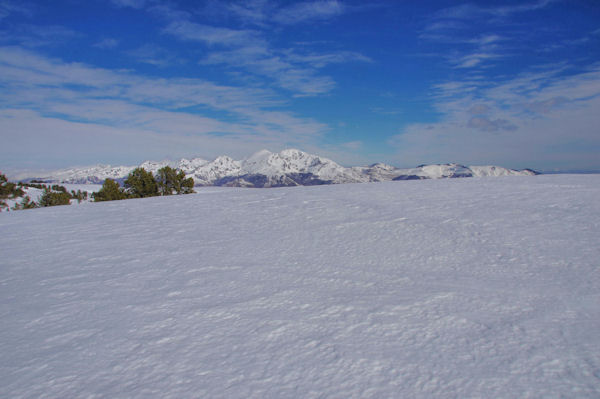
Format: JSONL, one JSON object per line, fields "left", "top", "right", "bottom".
{"left": 180, "top": 172, "right": 195, "bottom": 194}
{"left": 38, "top": 188, "right": 71, "bottom": 207}
{"left": 156, "top": 166, "right": 179, "bottom": 196}
{"left": 155, "top": 166, "right": 195, "bottom": 195}
{"left": 124, "top": 168, "right": 158, "bottom": 198}
{"left": 0, "top": 173, "right": 19, "bottom": 199}
{"left": 92, "top": 179, "right": 127, "bottom": 202}
{"left": 1, "top": 173, "right": 25, "bottom": 207}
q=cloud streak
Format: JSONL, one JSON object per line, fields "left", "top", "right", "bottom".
{"left": 434, "top": 0, "right": 556, "bottom": 20}
{"left": 0, "top": 0, "right": 32, "bottom": 20}
{"left": 163, "top": 20, "right": 261, "bottom": 47}
{"left": 0, "top": 46, "right": 329, "bottom": 167}
{"left": 421, "top": 0, "right": 558, "bottom": 71}
{"left": 273, "top": 0, "right": 345, "bottom": 25}
{"left": 147, "top": 1, "right": 368, "bottom": 96}
{"left": 390, "top": 64, "right": 600, "bottom": 170}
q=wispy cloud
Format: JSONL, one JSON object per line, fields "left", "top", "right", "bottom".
{"left": 0, "top": 24, "right": 80, "bottom": 47}
{"left": 284, "top": 50, "right": 372, "bottom": 68}
{"left": 110, "top": 0, "right": 367, "bottom": 97}
{"left": 452, "top": 52, "right": 502, "bottom": 68}
{"left": 163, "top": 20, "right": 260, "bottom": 47}
{"left": 0, "top": 46, "right": 329, "bottom": 167}
{"left": 273, "top": 0, "right": 345, "bottom": 25}
{"left": 434, "top": 0, "right": 556, "bottom": 20}
{"left": 127, "top": 43, "right": 180, "bottom": 67}
{"left": 109, "top": 0, "right": 148, "bottom": 9}
{"left": 201, "top": 46, "right": 370, "bottom": 96}
{"left": 201, "top": 46, "right": 336, "bottom": 96}
{"left": 93, "top": 38, "right": 119, "bottom": 49}
{"left": 541, "top": 27, "right": 600, "bottom": 53}
{"left": 421, "top": 1, "right": 558, "bottom": 70}
{"left": 207, "top": 0, "right": 353, "bottom": 27}
{"left": 0, "top": 0, "right": 32, "bottom": 19}
{"left": 466, "top": 116, "right": 516, "bottom": 132}
{"left": 390, "top": 64, "right": 600, "bottom": 170}
{"left": 227, "top": 0, "right": 273, "bottom": 27}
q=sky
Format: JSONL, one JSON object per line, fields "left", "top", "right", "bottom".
{"left": 0, "top": 0, "right": 599, "bottom": 172}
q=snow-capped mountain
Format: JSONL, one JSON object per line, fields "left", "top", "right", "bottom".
{"left": 25, "top": 164, "right": 138, "bottom": 184}
{"left": 20, "top": 149, "right": 538, "bottom": 187}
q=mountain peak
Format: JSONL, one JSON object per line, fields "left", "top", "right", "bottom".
{"left": 279, "top": 148, "right": 308, "bottom": 158}
{"left": 19, "top": 149, "right": 538, "bottom": 187}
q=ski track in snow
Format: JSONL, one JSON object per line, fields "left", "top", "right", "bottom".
{"left": 1, "top": 175, "right": 599, "bottom": 398}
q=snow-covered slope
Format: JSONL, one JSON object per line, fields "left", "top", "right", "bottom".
{"left": 192, "top": 155, "right": 241, "bottom": 186}
{"left": 1, "top": 175, "right": 599, "bottom": 398}
{"left": 26, "top": 164, "right": 137, "bottom": 184}
{"left": 18, "top": 149, "right": 538, "bottom": 187}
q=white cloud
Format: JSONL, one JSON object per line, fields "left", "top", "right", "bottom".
{"left": 163, "top": 20, "right": 261, "bottom": 47}
{"left": 227, "top": 0, "right": 273, "bottom": 26}
{"left": 453, "top": 52, "right": 502, "bottom": 69}
{"left": 0, "top": 46, "right": 330, "bottom": 168}
{"left": 131, "top": 1, "right": 367, "bottom": 97}
{"left": 109, "top": 0, "right": 147, "bottom": 9}
{"left": 390, "top": 65, "right": 600, "bottom": 170}
{"left": 422, "top": 1, "right": 558, "bottom": 70}
{"left": 284, "top": 50, "right": 372, "bottom": 68}
{"left": 201, "top": 46, "right": 334, "bottom": 95}
{"left": 94, "top": 38, "right": 119, "bottom": 49}
{"left": 466, "top": 116, "right": 516, "bottom": 132}
{"left": 127, "top": 43, "right": 179, "bottom": 67}
{"left": 434, "top": 0, "right": 556, "bottom": 20}
{"left": 273, "top": 0, "right": 345, "bottom": 25}
{"left": 0, "top": 24, "right": 80, "bottom": 47}
{"left": 468, "top": 104, "right": 491, "bottom": 115}
{"left": 201, "top": 46, "right": 370, "bottom": 96}
{"left": 206, "top": 0, "right": 351, "bottom": 27}
{"left": 0, "top": 0, "right": 32, "bottom": 20}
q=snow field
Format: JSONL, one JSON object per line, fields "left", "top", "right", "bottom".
{"left": 1, "top": 175, "right": 599, "bottom": 398}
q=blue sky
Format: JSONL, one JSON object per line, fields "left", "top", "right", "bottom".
{"left": 1, "top": 0, "right": 599, "bottom": 171}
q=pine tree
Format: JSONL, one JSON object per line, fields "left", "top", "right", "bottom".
{"left": 155, "top": 166, "right": 195, "bottom": 195}
{"left": 156, "top": 166, "right": 179, "bottom": 196}
{"left": 92, "top": 179, "right": 127, "bottom": 202}
{"left": 124, "top": 168, "right": 158, "bottom": 198}
{"left": 180, "top": 172, "right": 195, "bottom": 194}
{"left": 0, "top": 173, "right": 18, "bottom": 199}
{"left": 38, "top": 188, "right": 71, "bottom": 207}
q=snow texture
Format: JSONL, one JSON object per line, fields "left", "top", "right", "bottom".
{"left": 13, "top": 149, "right": 537, "bottom": 187}
{"left": 1, "top": 175, "right": 599, "bottom": 398}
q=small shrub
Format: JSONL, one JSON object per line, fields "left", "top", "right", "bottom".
{"left": 38, "top": 188, "right": 71, "bottom": 207}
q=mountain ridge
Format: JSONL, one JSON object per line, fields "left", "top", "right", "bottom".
{"left": 18, "top": 149, "right": 539, "bottom": 187}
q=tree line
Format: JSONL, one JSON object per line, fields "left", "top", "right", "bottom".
{"left": 0, "top": 166, "right": 195, "bottom": 211}
{"left": 93, "top": 166, "right": 195, "bottom": 201}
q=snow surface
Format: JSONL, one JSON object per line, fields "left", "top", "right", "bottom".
{"left": 1, "top": 175, "right": 599, "bottom": 398}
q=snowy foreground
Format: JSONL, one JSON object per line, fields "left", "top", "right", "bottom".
{"left": 1, "top": 175, "right": 599, "bottom": 398}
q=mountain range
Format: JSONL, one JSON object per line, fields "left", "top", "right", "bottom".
{"left": 21, "top": 149, "right": 539, "bottom": 187}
